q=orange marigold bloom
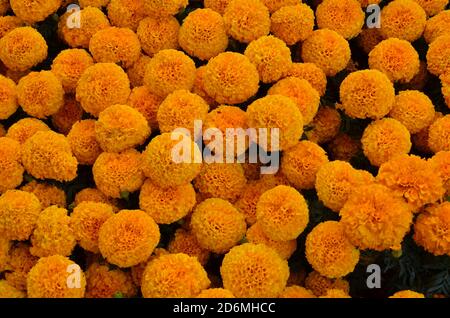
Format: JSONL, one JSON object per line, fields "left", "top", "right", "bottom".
{"left": 0, "top": 237, "right": 10, "bottom": 272}
{"left": 197, "top": 288, "right": 235, "bottom": 298}
{"left": 144, "top": 49, "right": 196, "bottom": 98}
{"left": 369, "top": 38, "right": 420, "bottom": 83}
{"left": 316, "top": 0, "right": 364, "bottom": 39}
{"left": 137, "top": 17, "right": 180, "bottom": 57}
{"left": 306, "top": 221, "right": 359, "bottom": 278}
{"left": 10, "top": 0, "right": 61, "bottom": 24}
{"left": 58, "top": 7, "right": 110, "bottom": 49}
{"left": 221, "top": 243, "right": 289, "bottom": 298}
{"left": 341, "top": 184, "right": 414, "bottom": 251}
{"left": 305, "top": 271, "right": 350, "bottom": 297}
{"left": 179, "top": 9, "right": 228, "bottom": 61}
{"left": 20, "top": 181, "right": 66, "bottom": 209}
{"left": 256, "top": 185, "right": 309, "bottom": 241}
{"left": 79, "top": 0, "right": 110, "bottom": 7}
{"left": 99, "top": 209, "right": 160, "bottom": 268}
{"left": 144, "top": 0, "right": 188, "bottom": 17}
{"left": 286, "top": 63, "right": 327, "bottom": 97}
{"left": 71, "top": 201, "right": 114, "bottom": 253}
{"left": 0, "top": 0, "right": 9, "bottom": 16}
{"left": 130, "top": 248, "right": 168, "bottom": 286}
{"left": 412, "top": 112, "right": 444, "bottom": 154}
{"left": 412, "top": 0, "right": 448, "bottom": 16}
{"left": 320, "top": 289, "right": 351, "bottom": 298}
{"left": 4, "top": 243, "right": 38, "bottom": 292}
{"left": 306, "top": 107, "right": 341, "bottom": 144}
{"left": 281, "top": 141, "right": 329, "bottom": 190}
{"left": 68, "top": 120, "right": 102, "bottom": 165}
{"left": 127, "top": 55, "right": 152, "bottom": 88}
{"left": 168, "top": 228, "right": 210, "bottom": 266}
{"left": 0, "top": 137, "right": 23, "bottom": 194}
{"left": 51, "top": 96, "right": 84, "bottom": 135}
{"left": 93, "top": 149, "right": 145, "bottom": 198}
{"left": 442, "top": 71, "right": 450, "bottom": 108}
{"left": 27, "top": 255, "right": 86, "bottom": 298}
{"left": 261, "top": 0, "right": 298, "bottom": 13}
{"left": 141, "top": 132, "right": 202, "bottom": 188}
{"left": 270, "top": 4, "right": 314, "bottom": 46}
{"left": 107, "top": 0, "right": 146, "bottom": 31}
{"left": 51, "top": 49, "right": 94, "bottom": 93}
{"left": 139, "top": 178, "right": 196, "bottom": 224}
{"left": 338, "top": 70, "right": 395, "bottom": 119}
{"left": 76, "top": 63, "right": 131, "bottom": 117}
{"left": 203, "top": 52, "right": 260, "bottom": 105}
{"left": 380, "top": 0, "right": 427, "bottom": 42}
{"left": 192, "top": 66, "right": 217, "bottom": 107}
{"left": 428, "top": 115, "right": 450, "bottom": 153}
{"left": 279, "top": 286, "right": 316, "bottom": 298}
{"left": 128, "top": 86, "right": 162, "bottom": 131}
{"left": 74, "top": 187, "right": 118, "bottom": 208}
{"left": 427, "top": 35, "right": 450, "bottom": 76}
{"left": 389, "top": 290, "right": 425, "bottom": 298}
{"left": 328, "top": 133, "right": 361, "bottom": 162}
{"left": 204, "top": 0, "right": 232, "bottom": 15}
{"left": 357, "top": 28, "right": 384, "bottom": 55}
{"left": 86, "top": 262, "right": 137, "bottom": 298}
{"left": 191, "top": 198, "right": 246, "bottom": 254}
{"left": 0, "top": 280, "right": 25, "bottom": 298}
{"left": 424, "top": 10, "right": 450, "bottom": 44}
{"left": 0, "top": 75, "right": 18, "bottom": 120}
{"left": 142, "top": 253, "right": 210, "bottom": 298}
{"left": 429, "top": 151, "right": 450, "bottom": 195}
{"left": 301, "top": 29, "right": 350, "bottom": 77}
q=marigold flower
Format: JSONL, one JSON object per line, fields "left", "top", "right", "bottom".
{"left": 301, "top": 29, "right": 350, "bottom": 77}
{"left": 221, "top": 243, "right": 289, "bottom": 298}
{"left": 139, "top": 179, "right": 196, "bottom": 224}
{"left": 127, "top": 55, "right": 152, "bottom": 88}
{"left": 79, "top": 0, "right": 110, "bottom": 7}
{"left": 99, "top": 209, "right": 160, "bottom": 268}
{"left": 59, "top": 7, "right": 111, "bottom": 49}
{"left": 142, "top": 253, "right": 210, "bottom": 298}
{"left": 270, "top": 4, "right": 314, "bottom": 46}
{"left": 204, "top": 0, "right": 232, "bottom": 15}
{"left": 127, "top": 86, "right": 162, "bottom": 131}
{"left": 7, "top": 119, "right": 51, "bottom": 146}
{"left": 51, "top": 96, "right": 84, "bottom": 135}
{"left": 380, "top": 0, "right": 427, "bottom": 42}
{"left": 320, "top": 289, "right": 351, "bottom": 298}
{"left": 130, "top": 248, "right": 168, "bottom": 286}
{"left": 427, "top": 35, "right": 450, "bottom": 76}
{"left": 286, "top": 63, "right": 327, "bottom": 97}
{"left": 428, "top": 115, "right": 450, "bottom": 153}
{"left": 10, "top": 0, "right": 61, "bottom": 24}
{"left": 4, "top": 243, "right": 38, "bottom": 292}
{"left": 424, "top": 10, "right": 450, "bottom": 44}
{"left": 74, "top": 188, "right": 118, "bottom": 208}
{"left": 51, "top": 49, "right": 94, "bottom": 93}
{"left": 27, "top": 255, "right": 86, "bottom": 298}
{"left": 304, "top": 271, "right": 350, "bottom": 297}
{"left": 389, "top": 290, "right": 425, "bottom": 298}
{"left": 137, "top": 17, "right": 180, "bottom": 57}
{"left": 0, "top": 0, "right": 9, "bottom": 16}
{"left": 71, "top": 201, "right": 114, "bottom": 253}
{"left": 412, "top": 112, "right": 444, "bottom": 154}
{"left": 316, "top": 0, "right": 364, "bottom": 40}
{"left": 0, "top": 280, "right": 25, "bottom": 298}
{"left": 107, "top": 0, "right": 146, "bottom": 31}
{"left": 76, "top": 63, "right": 131, "bottom": 117}
{"left": 0, "top": 74, "right": 18, "bottom": 121}
{"left": 328, "top": 133, "right": 360, "bottom": 162}
{"left": 0, "top": 137, "right": 23, "bottom": 194}
{"left": 20, "top": 181, "right": 66, "bottom": 209}
{"left": 442, "top": 71, "right": 450, "bottom": 108}
{"left": 86, "top": 262, "right": 137, "bottom": 298}
{"left": 0, "top": 125, "right": 5, "bottom": 138}
{"left": 261, "top": 0, "right": 298, "bottom": 13}
{"left": 168, "top": 229, "right": 210, "bottom": 265}
{"left": 197, "top": 288, "right": 235, "bottom": 298}
{"left": 93, "top": 149, "right": 145, "bottom": 198}
{"left": 279, "top": 286, "right": 316, "bottom": 298}
{"left": 144, "top": 0, "right": 188, "bottom": 17}
{"left": 68, "top": 120, "right": 102, "bottom": 165}
{"left": 0, "top": 237, "right": 10, "bottom": 272}
{"left": 203, "top": 52, "right": 260, "bottom": 105}
{"left": 192, "top": 66, "right": 217, "bottom": 107}
{"left": 412, "top": 0, "right": 448, "bottom": 16}
{"left": 305, "top": 107, "right": 341, "bottom": 144}
{"left": 356, "top": 28, "right": 384, "bottom": 55}
{"left": 429, "top": 151, "right": 450, "bottom": 195}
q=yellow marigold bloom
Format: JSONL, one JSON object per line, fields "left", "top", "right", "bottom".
{"left": 144, "top": 0, "right": 188, "bottom": 17}
{"left": 168, "top": 229, "right": 210, "bottom": 266}
{"left": 59, "top": 7, "right": 111, "bottom": 49}
{"left": 89, "top": 27, "right": 141, "bottom": 68}
{"left": 338, "top": 70, "right": 395, "bottom": 119}
{"left": 17, "top": 71, "right": 64, "bottom": 119}
{"left": 157, "top": 90, "right": 209, "bottom": 138}
{"left": 223, "top": 0, "right": 270, "bottom": 44}
{"left": 246, "top": 223, "right": 297, "bottom": 260}
{"left": 268, "top": 77, "right": 319, "bottom": 125}
{"left": 127, "top": 55, "right": 152, "bottom": 88}
{"left": 51, "top": 96, "right": 84, "bottom": 135}
{"left": 305, "top": 271, "right": 350, "bottom": 297}
{"left": 93, "top": 149, "right": 145, "bottom": 198}
{"left": 424, "top": 10, "right": 450, "bottom": 44}
{"left": 400, "top": 60, "right": 429, "bottom": 91}
{"left": 306, "top": 107, "right": 341, "bottom": 144}
{"left": 316, "top": 0, "right": 364, "bottom": 40}
{"left": 429, "top": 151, "right": 450, "bottom": 195}
{"left": 51, "top": 49, "right": 94, "bottom": 93}
{"left": 270, "top": 4, "right": 314, "bottom": 46}
{"left": 279, "top": 286, "right": 316, "bottom": 298}
{"left": 247, "top": 95, "right": 303, "bottom": 152}
{"left": 68, "top": 120, "right": 102, "bottom": 165}
{"left": 414, "top": 202, "right": 450, "bottom": 256}
{"left": 0, "top": 27, "right": 47, "bottom": 72}
{"left": 99, "top": 209, "right": 160, "bottom": 267}
{"left": 4, "top": 243, "right": 38, "bottom": 291}
{"left": 27, "top": 255, "right": 86, "bottom": 298}
{"left": 139, "top": 179, "right": 196, "bottom": 224}
{"left": 0, "top": 137, "right": 23, "bottom": 194}
{"left": 96, "top": 104, "right": 150, "bottom": 153}
{"left": 281, "top": 141, "right": 329, "bottom": 190}
{"left": 71, "top": 201, "right": 114, "bottom": 253}
{"left": 0, "top": 74, "right": 18, "bottom": 120}
{"left": 193, "top": 66, "right": 217, "bottom": 107}
{"left": 30, "top": 206, "right": 76, "bottom": 258}
{"left": 137, "top": 17, "right": 180, "bottom": 57}
{"left": 221, "top": 243, "right": 289, "bottom": 298}
{"left": 179, "top": 9, "right": 228, "bottom": 61}
{"left": 20, "top": 181, "right": 66, "bottom": 209}
{"left": 197, "top": 288, "right": 235, "bottom": 298}
{"left": 389, "top": 90, "right": 436, "bottom": 134}
{"left": 369, "top": 38, "right": 420, "bottom": 83}
{"left": 0, "top": 237, "right": 10, "bottom": 272}
{"left": 412, "top": 0, "right": 448, "bottom": 16}
{"left": 142, "top": 132, "right": 202, "bottom": 188}
{"left": 261, "top": 0, "right": 298, "bottom": 13}
{"left": 142, "top": 253, "right": 210, "bottom": 297}
{"left": 0, "top": 280, "right": 25, "bottom": 298}
{"left": 362, "top": 118, "right": 412, "bottom": 167}
{"left": 306, "top": 221, "right": 359, "bottom": 278}
{"left": 380, "top": 0, "right": 426, "bottom": 42}
{"left": 286, "top": 63, "right": 327, "bottom": 97}
{"left": 204, "top": 52, "right": 259, "bottom": 105}
{"left": 428, "top": 115, "right": 450, "bottom": 153}
{"left": 320, "top": 289, "right": 351, "bottom": 298}
{"left": 79, "top": 0, "right": 110, "bottom": 7}
{"left": 10, "top": 0, "right": 61, "bottom": 24}
{"left": 107, "top": 0, "right": 146, "bottom": 31}
{"left": 204, "top": 0, "right": 232, "bottom": 15}
{"left": 442, "top": 71, "right": 450, "bottom": 108}
{"left": 191, "top": 198, "right": 246, "bottom": 254}
{"left": 0, "top": 16, "right": 23, "bottom": 39}
{"left": 76, "top": 63, "right": 131, "bottom": 117}
{"left": 0, "top": 190, "right": 41, "bottom": 241}
{"left": 144, "top": 49, "right": 196, "bottom": 98}
{"left": 357, "top": 28, "right": 384, "bottom": 55}
{"left": 74, "top": 187, "right": 118, "bottom": 208}
{"left": 130, "top": 248, "right": 168, "bottom": 287}
{"left": 389, "top": 290, "right": 425, "bottom": 298}
{"left": 194, "top": 163, "right": 247, "bottom": 203}
{"left": 244, "top": 36, "right": 292, "bottom": 84}
{"left": 6, "top": 119, "right": 49, "bottom": 145}
{"left": 257, "top": 185, "right": 309, "bottom": 241}
{"left": 128, "top": 86, "right": 162, "bottom": 131}
{"left": 86, "top": 262, "right": 137, "bottom": 298}
{"left": 22, "top": 131, "right": 78, "bottom": 182}
{"left": 427, "top": 35, "right": 450, "bottom": 76}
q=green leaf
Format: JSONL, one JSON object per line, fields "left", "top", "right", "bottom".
{"left": 113, "top": 292, "right": 124, "bottom": 299}
{"left": 120, "top": 191, "right": 130, "bottom": 201}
